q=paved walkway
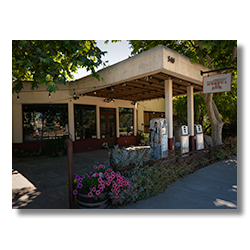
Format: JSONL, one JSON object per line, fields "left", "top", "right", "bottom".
{"left": 119, "top": 155, "right": 237, "bottom": 209}
{"left": 12, "top": 150, "right": 237, "bottom": 209}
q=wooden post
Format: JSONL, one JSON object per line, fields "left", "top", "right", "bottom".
{"left": 66, "top": 139, "right": 75, "bottom": 209}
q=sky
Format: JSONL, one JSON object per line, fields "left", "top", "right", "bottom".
{"left": 73, "top": 40, "right": 133, "bottom": 79}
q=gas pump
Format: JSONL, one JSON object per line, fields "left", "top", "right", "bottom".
{"left": 195, "top": 124, "right": 204, "bottom": 150}
{"left": 149, "top": 118, "right": 168, "bottom": 159}
{"left": 180, "top": 125, "right": 189, "bottom": 154}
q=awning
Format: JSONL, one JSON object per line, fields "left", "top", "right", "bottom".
{"left": 69, "top": 45, "right": 209, "bottom": 102}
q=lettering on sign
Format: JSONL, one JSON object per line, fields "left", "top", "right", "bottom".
{"left": 203, "top": 73, "right": 232, "bottom": 94}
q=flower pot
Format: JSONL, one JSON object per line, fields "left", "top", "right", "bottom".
{"left": 76, "top": 191, "right": 110, "bottom": 209}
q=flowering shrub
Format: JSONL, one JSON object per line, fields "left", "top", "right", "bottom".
{"left": 72, "top": 164, "right": 131, "bottom": 203}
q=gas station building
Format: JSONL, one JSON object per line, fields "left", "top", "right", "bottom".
{"left": 12, "top": 45, "right": 211, "bottom": 153}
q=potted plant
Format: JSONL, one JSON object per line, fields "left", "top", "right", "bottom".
{"left": 72, "top": 164, "right": 131, "bottom": 209}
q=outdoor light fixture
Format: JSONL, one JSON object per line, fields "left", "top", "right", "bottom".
{"left": 74, "top": 89, "right": 76, "bottom": 98}
{"left": 94, "top": 87, "right": 96, "bottom": 95}
{"left": 17, "top": 91, "right": 19, "bottom": 101}
{"left": 104, "top": 98, "right": 114, "bottom": 103}
{"left": 111, "top": 85, "right": 114, "bottom": 91}
{"left": 48, "top": 92, "right": 51, "bottom": 98}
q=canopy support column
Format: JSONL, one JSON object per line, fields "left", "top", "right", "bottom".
{"left": 187, "top": 85, "right": 195, "bottom": 151}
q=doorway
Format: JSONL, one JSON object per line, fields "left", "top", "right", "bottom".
{"left": 100, "top": 108, "right": 116, "bottom": 148}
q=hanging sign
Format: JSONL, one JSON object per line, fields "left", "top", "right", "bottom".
{"left": 203, "top": 72, "right": 232, "bottom": 94}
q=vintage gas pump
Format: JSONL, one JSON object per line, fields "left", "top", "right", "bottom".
{"left": 180, "top": 125, "right": 189, "bottom": 154}
{"left": 195, "top": 124, "right": 204, "bottom": 150}
{"left": 149, "top": 118, "right": 168, "bottom": 159}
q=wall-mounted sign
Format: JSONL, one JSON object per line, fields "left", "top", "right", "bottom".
{"left": 203, "top": 72, "right": 232, "bottom": 94}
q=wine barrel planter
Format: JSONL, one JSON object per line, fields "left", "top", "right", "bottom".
{"left": 76, "top": 191, "right": 110, "bottom": 209}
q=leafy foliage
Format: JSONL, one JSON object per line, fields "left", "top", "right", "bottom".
{"left": 45, "top": 136, "right": 67, "bottom": 156}
{"left": 118, "top": 137, "right": 237, "bottom": 206}
{"left": 12, "top": 40, "right": 107, "bottom": 92}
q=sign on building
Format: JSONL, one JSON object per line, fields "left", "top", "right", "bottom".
{"left": 203, "top": 72, "right": 232, "bottom": 94}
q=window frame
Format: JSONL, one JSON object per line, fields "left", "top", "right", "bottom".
{"left": 22, "top": 103, "right": 69, "bottom": 142}
{"left": 118, "top": 107, "right": 134, "bottom": 137}
{"left": 74, "top": 104, "right": 97, "bottom": 140}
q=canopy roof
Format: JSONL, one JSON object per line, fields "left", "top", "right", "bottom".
{"left": 70, "top": 45, "right": 210, "bottom": 102}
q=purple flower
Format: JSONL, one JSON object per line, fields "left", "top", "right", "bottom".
{"left": 77, "top": 183, "right": 83, "bottom": 189}
{"left": 78, "top": 178, "right": 83, "bottom": 183}
{"left": 73, "top": 190, "right": 78, "bottom": 195}
{"left": 76, "top": 175, "right": 80, "bottom": 180}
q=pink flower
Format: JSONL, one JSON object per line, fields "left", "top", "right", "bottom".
{"left": 88, "top": 192, "right": 93, "bottom": 197}
{"left": 100, "top": 187, "right": 104, "bottom": 192}
{"left": 107, "top": 168, "right": 112, "bottom": 172}
{"left": 98, "top": 184, "right": 103, "bottom": 189}
{"left": 93, "top": 165, "right": 97, "bottom": 169}
{"left": 99, "top": 164, "right": 105, "bottom": 169}
{"left": 123, "top": 190, "right": 127, "bottom": 193}
{"left": 115, "top": 189, "right": 119, "bottom": 195}
{"left": 101, "top": 181, "right": 105, "bottom": 185}
{"left": 98, "top": 178, "right": 102, "bottom": 183}
{"left": 111, "top": 188, "right": 115, "bottom": 192}
{"left": 92, "top": 187, "right": 96, "bottom": 192}
{"left": 106, "top": 181, "right": 111, "bottom": 186}
{"left": 96, "top": 190, "right": 101, "bottom": 195}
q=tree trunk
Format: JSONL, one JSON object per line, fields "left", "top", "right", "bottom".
{"left": 192, "top": 40, "right": 236, "bottom": 146}
{"left": 202, "top": 93, "right": 224, "bottom": 145}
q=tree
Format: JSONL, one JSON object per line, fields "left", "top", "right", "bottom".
{"left": 12, "top": 40, "right": 107, "bottom": 93}
{"left": 128, "top": 40, "right": 237, "bottom": 145}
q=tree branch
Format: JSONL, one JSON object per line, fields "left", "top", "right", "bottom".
{"left": 193, "top": 40, "right": 215, "bottom": 70}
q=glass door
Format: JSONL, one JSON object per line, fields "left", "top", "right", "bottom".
{"left": 100, "top": 108, "right": 116, "bottom": 148}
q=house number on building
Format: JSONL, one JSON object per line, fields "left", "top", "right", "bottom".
{"left": 168, "top": 56, "right": 175, "bottom": 63}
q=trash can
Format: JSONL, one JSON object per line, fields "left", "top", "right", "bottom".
{"left": 149, "top": 118, "right": 168, "bottom": 159}
{"left": 180, "top": 125, "right": 189, "bottom": 154}
{"left": 195, "top": 124, "right": 204, "bottom": 150}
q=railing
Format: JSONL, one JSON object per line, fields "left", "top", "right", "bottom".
{"left": 110, "top": 139, "right": 237, "bottom": 172}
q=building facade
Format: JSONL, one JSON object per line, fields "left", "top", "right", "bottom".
{"left": 12, "top": 45, "right": 210, "bottom": 153}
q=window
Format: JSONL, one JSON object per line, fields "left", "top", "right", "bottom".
{"left": 144, "top": 111, "right": 165, "bottom": 133}
{"left": 74, "top": 105, "right": 96, "bottom": 140}
{"left": 119, "top": 108, "right": 133, "bottom": 137}
{"left": 23, "top": 104, "right": 68, "bottom": 141}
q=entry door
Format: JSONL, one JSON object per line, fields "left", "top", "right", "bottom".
{"left": 100, "top": 109, "right": 116, "bottom": 148}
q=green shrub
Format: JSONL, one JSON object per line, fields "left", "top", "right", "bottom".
{"left": 45, "top": 136, "right": 66, "bottom": 156}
